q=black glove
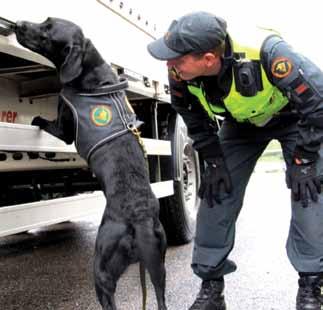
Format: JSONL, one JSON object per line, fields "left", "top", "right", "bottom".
{"left": 289, "top": 157, "right": 321, "bottom": 208}
{"left": 198, "top": 157, "right": 233, "bottom": 207}
{"left": 31, "top": 116, "right": 47, "bottom": 129}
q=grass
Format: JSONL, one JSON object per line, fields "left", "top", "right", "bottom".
{"left": 260, "top": 140, "right": 283, "bottom": 162}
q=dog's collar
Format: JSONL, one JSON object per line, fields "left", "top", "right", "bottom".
{"left": 99, "top": 78, "right": 128, "bottom": 93}
{"left": 77, "top": 78, "right": 129, "bottom": 96}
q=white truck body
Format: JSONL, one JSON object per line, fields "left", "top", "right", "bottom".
{"left": 0, "top": 0, "right": 200, "bottom": 243}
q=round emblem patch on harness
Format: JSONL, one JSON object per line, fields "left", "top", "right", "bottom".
{"left": 90, "top": 105, "right": 112, "bottom": 126}
{"left": 271, "top": 57, "right": 293, "bottom": 78}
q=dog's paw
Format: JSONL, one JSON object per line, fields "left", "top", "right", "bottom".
{"left": 31, "top": 116, "right": 47, "bottom": 129}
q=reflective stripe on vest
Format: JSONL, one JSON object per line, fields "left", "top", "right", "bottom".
{"left": 188, "top": 27, "right": 288, "bottom": 127}
{"left": 187, "top": 84, "right": 226, "bottom": 120}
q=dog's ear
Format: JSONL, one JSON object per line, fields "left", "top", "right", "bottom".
{"left": 59, "top": 45, "right": 83, "bottom": 84}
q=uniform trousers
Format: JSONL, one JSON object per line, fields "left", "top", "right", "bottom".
{"left": 192, "top": 118, "right": 323, "bottom": 279}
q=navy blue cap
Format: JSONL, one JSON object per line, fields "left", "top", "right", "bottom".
{"left": 147, "top": 11, "right": 227, "bottom": 60}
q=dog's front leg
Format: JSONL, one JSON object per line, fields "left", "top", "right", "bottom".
{"left": 31, "top": 115, "right": 50, "bottom": 129}
{"left": 32, "top": 97, "right": 75, "bottom": 144}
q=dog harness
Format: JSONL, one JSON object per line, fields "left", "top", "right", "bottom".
{"left": 61, "top": 79, "right": 143, "bottom": 162}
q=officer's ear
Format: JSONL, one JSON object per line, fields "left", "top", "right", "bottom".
{"left": 204, "top": 52, "right": 219, "bottom": 68}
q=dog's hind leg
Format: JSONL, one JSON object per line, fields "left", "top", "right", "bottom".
{"left": 94, "top": 220, "right": 134, "bottom": 310}
{"left": 135, "top": 219, "right": 167, "bottom": 310}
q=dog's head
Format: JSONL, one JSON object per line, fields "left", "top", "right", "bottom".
{"left": 16, "top": 17, "right": 85, "bottom": 84}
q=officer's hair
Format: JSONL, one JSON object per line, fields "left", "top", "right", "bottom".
{"left": 191, "top": 40, "right": 226, "bottom": 58}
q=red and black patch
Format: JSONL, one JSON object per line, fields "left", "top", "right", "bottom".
{"left": 271, "top": 57, "right": 293, "bottom": 78}
{"left": 294, "top": 83, "right": 309, "bottom": 95}
{"left": 289, "top": 76, "right": 315, "bottom": 101}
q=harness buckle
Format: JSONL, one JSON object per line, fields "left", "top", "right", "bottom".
{"left": 127, "top": 123, "right": 148, "bottom": 159}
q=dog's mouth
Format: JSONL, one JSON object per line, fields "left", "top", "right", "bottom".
{"left": 15, "top": 21, "right": 40, "bottom": 52}
{"left": 15, "top": 21, "right": 32, "bottom": 38}
{"left": 15, "top": 21, "right": 29, "bottom": 41}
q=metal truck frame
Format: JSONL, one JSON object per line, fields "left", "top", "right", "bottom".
{"left": 0, "top": 0, "right": 200, "bottom": 244}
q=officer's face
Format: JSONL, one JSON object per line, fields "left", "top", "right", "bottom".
{"left": 166, "top": 52, "right": 221, "bottom": 80}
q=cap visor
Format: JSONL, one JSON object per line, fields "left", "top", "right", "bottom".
{"left": 147, "top": 37, "right": 183, "bottom": 60}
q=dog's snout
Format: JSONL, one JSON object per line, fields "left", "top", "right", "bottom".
{"left": 16, "top": 21, "right": 28, "bottom": 32}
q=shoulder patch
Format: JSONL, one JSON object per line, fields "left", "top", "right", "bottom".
{"left": 91, "top": 105, "right": 112, "bottom": 126}
{"left": 271, "top": 57, "right": 293, "bottom": 78}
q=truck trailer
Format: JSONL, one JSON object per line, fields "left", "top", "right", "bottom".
{"left": 0, "top": 0, "right": 201, "bottom": 244}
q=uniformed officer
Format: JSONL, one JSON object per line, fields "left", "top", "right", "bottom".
{"left": 147, "top": 11, "right": 323, "bottom": 310}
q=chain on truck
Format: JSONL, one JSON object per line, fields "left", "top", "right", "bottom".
{"left": 0, "top": 0, "right": 201, "bottom": 245}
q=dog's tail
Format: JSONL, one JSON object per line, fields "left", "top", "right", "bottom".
{"left": 139, "top": 262, "right": 147, "bottom": 310}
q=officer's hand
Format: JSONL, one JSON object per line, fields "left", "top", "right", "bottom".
{"left": 289, "top": 158, "right": 321, "bottom": 208}
{"left": 198, "top": 157, "right": 233, "bottom": 207}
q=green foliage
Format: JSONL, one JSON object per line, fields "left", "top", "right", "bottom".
{"left": 260, "top": 140, "right": 283, "bottom": 162}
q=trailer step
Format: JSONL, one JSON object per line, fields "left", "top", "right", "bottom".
{"left": 0, "top": 122, "right": 171, "bottom": 155}
{"left": 0, "top": 180, "right": 174, "bottom": 237}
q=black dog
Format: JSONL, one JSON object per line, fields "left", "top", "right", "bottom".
{"left": 15, "top": 17, "right": 167, "bottom": 310}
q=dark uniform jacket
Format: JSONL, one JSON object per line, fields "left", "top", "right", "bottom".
{"left": 169, "top": 35, "right": 323, "bottom": 162}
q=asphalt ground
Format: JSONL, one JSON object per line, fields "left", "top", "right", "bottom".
{"left": 0, "top": 168, "right": 299, "bottom": 310}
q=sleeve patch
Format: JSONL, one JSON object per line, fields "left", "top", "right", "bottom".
{"left": 271, "top": 57, "right": 293, "bottom": 78}
{"left": 295, "top": 83, "right": 309, "bottom": 95}
{"left": 289, "top": 76, "right": 315, "bottom": 101}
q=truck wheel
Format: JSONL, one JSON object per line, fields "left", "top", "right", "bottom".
{"left": 159, "top": 114, "right": 200, "bottom": 245}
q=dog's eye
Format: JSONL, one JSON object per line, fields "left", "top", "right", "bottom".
{"left": 44, "top": 23, "right": 52, "bottom": 31}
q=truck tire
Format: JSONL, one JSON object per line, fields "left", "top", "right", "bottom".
{"left": 159, "top": 114, "right": 200, "bottom": 245}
